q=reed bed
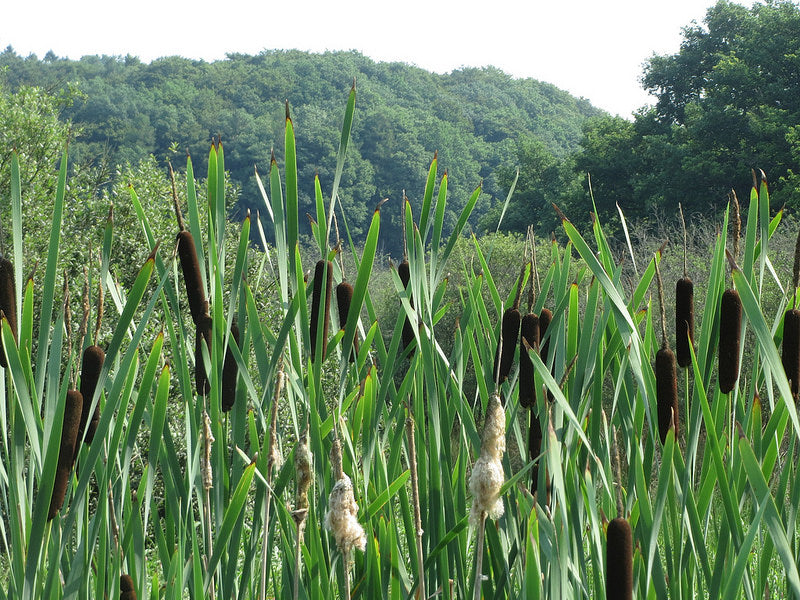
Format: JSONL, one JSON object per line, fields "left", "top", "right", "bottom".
{"left": 2, "top": 87, "right": 800, "bottom": 600}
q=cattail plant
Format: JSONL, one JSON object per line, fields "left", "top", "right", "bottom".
{"left": 539, "top": 307, "right": 553, "bottom": 366}
{"left": 470, "top": 393, "right": 506, "bottom": 600}
{"left": 48, "top": 389, "right": 83, "bottom": 520}
{"left": 78, "top": 344, "right": 105, "bottom": 446}
{"left": 519, "top": 276, "right": 540, "bottom": 408}
{"left": 292, "top": 429, "right": 313, "bottom": 600}
{"left": 606, "top": 518, "right": 633, "bottom": 600}
{"left": 221, "top": 322, "right": 240, "bottom": 412}
{"left": 310, "top": 260, "right": 333, "bottom": 362}
{"left": 493, "top": 265, "right": 525, "bottom": 385}
{"left": 675, "top": 205, "right": 695, "bottom": 368}
{"left": 783, "top": 223, "right": 800, "bottom": 398}
{"left": 0, "top": 255, "right": 17, "bottom": 369}
{"left": 120, "top": 574, "right": 137, "bottom": 600}
{"left": 176, "top": 230, "right": 208, "bottom": 326}
{"left": 336, "top": 282, "right": 359, "bottom": 362}
{"left": 398, "top": 259, "right": 415, "bottom": 353}
{"left": 782, "top": 309, "right": 800, "bottom": 398}
{"left": 654, "top": 255, "right": 679, "bottom": 444}
{"left": 325, "top": 436, "right": 366, "bottom": 600}
{"left": 606, "top": 427, "right": 632, "bottom": 600}
{"left": 719, "top": 191, "right": 742, "bottom": 394}
{"left": 195, "top": 313, "right": 213, "bottom": 396}
{"left": 528, "top": 406, "right": 542, "bottom": 495}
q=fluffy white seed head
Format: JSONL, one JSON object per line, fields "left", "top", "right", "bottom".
{"left": 469, "top": 393, "right": 506, "bottom": 526}
{"left": 294, "top": 432, "right": 313, "bottom": 511}
{"left": 324, "top": 474, "right": 366, "bottom": 554}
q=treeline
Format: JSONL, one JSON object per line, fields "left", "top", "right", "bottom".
{"left": 3, "top": 0, "right": 800, "bottom": 247}
{"left": 0, "top": 47, "right": 600, "bottom": 251}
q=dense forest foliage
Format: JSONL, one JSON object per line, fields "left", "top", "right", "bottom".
{"left": 2, "top": 0, "right": 800, "bottom": 248}
{"left": 0, "top": 48, "right": 600, "bottom": 252}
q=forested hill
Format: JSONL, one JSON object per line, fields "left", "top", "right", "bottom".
{"left": 0, "top": 48, "right": 602, "bottom": 249}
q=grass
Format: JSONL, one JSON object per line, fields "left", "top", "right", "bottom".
{"left": 1, "top": 84, "right": 800, "bottom": 599}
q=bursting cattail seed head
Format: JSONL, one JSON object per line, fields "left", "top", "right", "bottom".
{"left": 675, "top": 277, "right": 695, "bottom": 368}
{"left": 783, "top": 309, "right": 800, "bottom": 398}
{"left": 324, "top": 439, "right": 366, "bottom": 554}
{"left": 606, "top": 517, "right": 633, "bottom": 600}
{"left": 120, "top": 574, "right": 137, "bottom": 600}
{"left": 469, "top": 393, "right": 506, "bottom": 526}
{"left": 655, "top": 347, "right": 679, "bottom": 444}
{"left": 398, "top": 260, "right": 415, "bottom": 353}
{"left": 336, "top": 281, "right": 359, "bottom": 362}
{"left": 195, "top": 313, "right": 213, "bottom": 396}
{"left": 309, "top": 260, "right": 332, "bottom": 362}
{"left": 49, "top": 390, "right": 83, "bottom": 520}
{"left": 221, "top": 323, "right": 240, "bottom": 412}
{"left": 718, "top": 289, "right": 742, "bottom": 394}
{"left": 176, "top": 231, "right": 207, "bottom": 326}
{"left": 0, "top": 257, "right": 17, "bottom": 369}
{"left": 294, "top": 432, "right": 313, "bottom": 512}
{"left": 519, "top": 313, "right": 540, "bottom": 408}
{"left": 493, "top": 307, "right": 521, "bottom": 384}
{"left": 78, "top": 345, "right": 105, "bottom": 449}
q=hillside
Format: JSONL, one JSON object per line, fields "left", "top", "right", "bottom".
{"left": 0, "top": 47, "right": 602, "bottom": 250}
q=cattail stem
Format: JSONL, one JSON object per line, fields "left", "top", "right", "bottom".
{"left": 260, "top": 367, "right": 284, "bottom": 600}
{"left": 292, "top": 518, "right": 306, "bottom": 600}
{"left": 472, "top": 511, "right": 487, "bottom": 600}
{"left": 405, "top": 416, "right": 426, "bottom": 600}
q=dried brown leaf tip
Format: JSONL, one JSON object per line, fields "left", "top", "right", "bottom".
{"left": 310, "top": 260, "right": 333, "bottom": 362}
{"left": 0, "top": 256, "right": 18, "bottom": 369}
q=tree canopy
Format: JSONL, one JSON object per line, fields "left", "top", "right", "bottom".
{"left": 0, "top": 49, "right": 601, "bottom": 252}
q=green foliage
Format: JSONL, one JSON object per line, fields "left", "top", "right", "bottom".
{"left": 0, "top": 48, "right": 602, "bottom": 252}
{"left": 572, "top": 0, "right": 800, "bottom": 223}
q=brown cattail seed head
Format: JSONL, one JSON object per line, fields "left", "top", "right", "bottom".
{"left": 78, "top": 345, "right": 105, "bottom": 450}
{"left": 120, "top": 574, "right": 137, "bottom": 600}
{"left": 519, "top": 313, "right": 540, "bottom": 408}
{"left": 336, "top": 282, "right": 359, "bottom": 362}
{"left": 0, "top": 257, "right": 18, "bottom": 369}
{"left": 655, "top": 347, "right": 679, "bottom": 444}
{"left": 398, "top": 260, "right": 415, "bottom": 353}
{"left": 221, "top": 323, "right": 240, "bottom": 412}
{"left": 176, "top": 231, "right": 207, "bottom": 326}
{"left": 49, "top": 390, "right": 83, "bottom": 520}
{"left": 606, "top": 517, "right": 633, "bottom": 600}
{"left": 783, "top": 309, "right": 800, "bottom": 398}
{"left": 493, "top": 307, "right": 521, "bottom": 385}
{"left": 539, "top": 308, "right": 553, "bottom": 364}
{"left": 718, "top": 289, "right": 742, "bottom": 394}
{"left": 675, "top": 277, "right": 695, "bottom": 368}
{"left": 309, "top": 260, "right": 332, "bottom": 362}
{"left": 195, "top": 313, "right": 213, "bottom": 396}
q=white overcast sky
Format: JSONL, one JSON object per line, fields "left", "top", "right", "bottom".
{"left": 2, "top": 0, "right": 756, "bottom": 118}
